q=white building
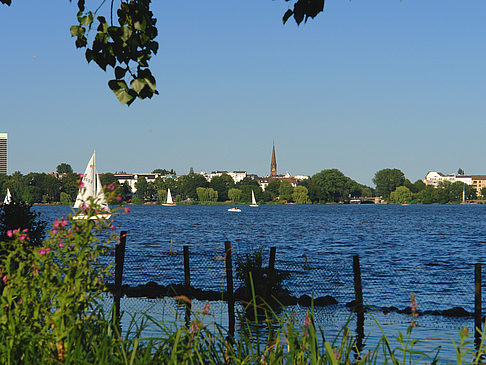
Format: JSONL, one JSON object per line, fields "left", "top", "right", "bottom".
{"left": 115, "top": 173, "right": 176, "bottom": 193}
{"left": 424, "top": 171, "right": 472, "bottom": 187}
{"left": 200, "top": 170, "right": 247, "bottom": 183}
{"left": 0, "top": 133, "right": 7, "bottom": 175}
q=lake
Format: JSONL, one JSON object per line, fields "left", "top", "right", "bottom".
{"left": 35, "top": 204, "right": 486, "bottom": 360}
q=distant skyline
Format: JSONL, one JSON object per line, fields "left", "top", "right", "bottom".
{"left": 1, "top": 1, "right": 485, "bottom": 186}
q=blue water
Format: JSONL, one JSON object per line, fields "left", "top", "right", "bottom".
{"left": 35, "top": 204, "right": 486, "bottom": 361}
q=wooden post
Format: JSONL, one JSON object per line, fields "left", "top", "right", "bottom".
{"left": 114, "top": 231, "right": 127, "bottom": 328}
{"left": 353, "top": 255, "right": 364, "bottom": 352}
{"left": 225, "top": 241, "right": 235, "bottom": 341}
{"left": 183, "top": 246, "right": 190, "bottom": 287}
{"left": 474, "top": 263, "right": 482, "bottom": 348}
{"left": 266, "top": 247, "right": 277, "bottom": 301}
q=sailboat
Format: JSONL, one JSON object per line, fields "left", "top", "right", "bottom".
{"left": 73, "top": 151, "right": 111, "bottom": 220}
{"left": 249, "top": 190, "right": 258, "bottom": 207}
{"left": 3, "top": 188, "right": 12, "bottom": 204}
{"left": 162, "top": 188, "right": 176, "bottom": 206}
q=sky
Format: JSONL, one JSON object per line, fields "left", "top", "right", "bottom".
{"left": 0, "top": 0, "right": 485, "bottom": 187}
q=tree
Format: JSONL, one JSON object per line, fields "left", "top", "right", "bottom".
{"left": 177, "top": 173, "right": 208, "bottom": 200}
{"left": 100, "top": 173, "right": 117, "bottom": 186}
{"left": 209, "top": 174, "right": 235, "bottom": 201}
{"left": 413, "top": 179, "right": 426, "bottom": 193}
{"left": 458, "top": 168, "right": 465, "bottom": 175}
{"left": 61, "top": 173, "right": 81, "bottom": 202}
{"left": 135, "top": 176, "right": 149, "bottom": 201}
{"left": 292, "top": 186, "right": 310, "bottom": 204}
{"left": 266, "top": 179, "right": 281, "bottom": 197}
{"left": 236, "top": 176, "right": 259, "bottom": 187}
{"left": 481, "top": 187, "right": 486, "bottom": 198}
{"left": 228, "top": 188, "right": 242, "bottom": 203}
{"left": 56, "top": 163, "right": 73, "bottom": 174}
{"left": 278, "top": 181, "right": 294, "bottom": 202}
{"left": 2, "top": 0, "right": 322, "bottom": 105}
{"left": 372, "top": 168, "right": 405, "bottom": 199}
{"left": 152, "top": 169, "right": 176, "bottom": 175}
{"left": 308, "top": 169, "right": 358, "bottom": 203}
{"left": 389, "top": 186, "right": 413, "bottom": 204}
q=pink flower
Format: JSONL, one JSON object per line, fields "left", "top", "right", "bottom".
{"left": 116, "top": 196, "right": 122, "bottom": 202}
{"left": 78, "top": 181, "right": 85, "bottom": 188}
{"left": 78, "top": 173, "right": 84, "bottom": 178}
{"left": 61, "top": 219, "right": 68, "bottom": 227}
{"left": 2, "top": 276, "right": 7, "bottom": 283}
{"left": 18, "top": 234, "right": 27, "bottom": 241}
{"left": 110, "top": 225, "right": 115, "bottom": 230}
{"left": 38, "top": 249, "right": 46, "bottom": 255}
{"left": 108, "top": 183, "right": 115, "bottom": 191}
{"left": 22, "top": 228, "right": 28, "bottom": 233}
{"left": 125, "top": 207, "right": 130, "bottom": 213}
{"left": 54, "top": 219, "right": 60, "bottom": 229}
{"left": 81, "top": 204, "right": 87, "bottom": 210}
{"left": 6, "top": 230, "right": 13, "bottom": 238}
{"left": 58, "top": 242, "right": 64, "bottom": 248}
{"left": 32, "top": 268, "right": 39, "bottom": 275}
{"left": 13, "top": 228, "right": 20, "bottom": 234}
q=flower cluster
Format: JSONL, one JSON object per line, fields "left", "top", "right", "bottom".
{"left": 6, "top": 228, "right": 30, "bottom": 242}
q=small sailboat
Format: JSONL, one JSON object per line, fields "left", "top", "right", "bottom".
{"left": 227, "top": 207, "right": 241, "bottom": 213}
{"left": 3, "top": 188, "right": 12, "bottom": 204}
{"left": 162, "top": 188, "right": 176, "bottom": 206}
{"left": 73, "top": 151, "right": 111, "bottom": 220}
{"left": 249, "top": 190, "right": 258, "bottom": 207}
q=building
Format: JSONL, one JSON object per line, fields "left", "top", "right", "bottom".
{"left": 0, "top": 133, "right": 7, "bottom": 175}
{"left": 201, "top": 170, "right": 247, "bottom": 183}
{"left": 270, "top": 142, "right": 277, "bottom": 177}
{"left": 424, "top": 171, "right": 486, "bottom": 195}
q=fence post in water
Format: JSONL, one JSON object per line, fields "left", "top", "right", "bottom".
{"left": 183, "top": 246, "right": 191, "bottom": 288}
{"left": 353, "top": 254, "right": 365, "bottom": 351}
{"left": 225, "top": 241, "right": 235, "bottom": 341}
{"left": 114, "top": 231, "right": 127, "bottom": 328}
{"left": 266, "top": 247, "right": 277, "bottom": 301}
{"left": 474, "top": 263, "right": 482, "bottom": 347}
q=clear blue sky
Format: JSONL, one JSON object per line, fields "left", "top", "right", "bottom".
{"left": 1, "top": 0, "right": 484, "bottom": 186}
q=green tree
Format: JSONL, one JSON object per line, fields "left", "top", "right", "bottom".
{"left": 481, "top": 187, "right": 486, "bottom": 198}
{"left": 61, "top": 173, "right": 81, "bottom": 202}
{"left": 100, "top": 173, "right": 117, "bottom": 186}
{"left": 308, "top": 169, "right": 357, "bottom": 203}
{"left": 389, "top": 186, "right": 413, "bottom": 204}
{"left": 413, "top": 179, "right": 426, "bottom": 193}
{"left": 22, "top": 186, "right": 42, "bottom": 204}
{"left": 152, "top": 169, "right": 176, "bottom": 175}
{"left": 458, "top": 168, "right": 465, "bottom": 175}
{"left": 228, "top": 188, "right": 242, "bottom": 203}
{"left": 177, "top": 173, "right": 208, "bottom": 200}
{"left": 60, "top": 192, "right": 72, "bottom": 205}
{"left": 135, "top": 176, "right": 149, "bottom": 201}
{"left": 157, "top": 189, "right": 167, "bottom": 204}
{"left": 292, "top": 186, "right": 310, "bottom": 204}
{"left": 236, "top": 176, "right": 259, "bottom": 187}
{"left": 278, "top": 181, "right": 294, "bottom": 202}
{"left": 266, "top": 179, "right": 281, "bottom": 197}
{"left": 210, "top": 174, "right": 235, "bottom": 201}
{"left": 56, "top": 163, "right": 73, "bottom": 174}
{"left": 372, "top": 168, "right": 405, "bottom": 199}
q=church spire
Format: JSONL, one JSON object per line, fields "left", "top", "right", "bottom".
{"left": 270, "top": 141, "right": 277, "bottom": 177}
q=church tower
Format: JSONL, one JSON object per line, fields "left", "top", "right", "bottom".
{"left": 270, "top": 142, "right": 277, "bottom": 177}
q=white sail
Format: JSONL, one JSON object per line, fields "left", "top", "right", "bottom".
{"left": 166, "top": 188, "right": 173, "bottom": 204}
{"left": 3, "top": 188, "right": 12, "bottom": 204}
{"left": 251, "top": 190, "right": 257, "bottom": 205}
{"left": 73, "top": 151, "right": 110, "bottom": 216}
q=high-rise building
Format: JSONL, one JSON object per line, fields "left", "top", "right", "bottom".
{"left": 0, "top": 133, "right": 6, "bottom": 175}
{"left": 270, "top": 142, "right": 277, "bottom": 177}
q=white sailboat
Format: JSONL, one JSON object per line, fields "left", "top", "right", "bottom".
{"left": 73, "top": 151, "right": 111, "bottom": 219}
{"left": 162, "top": 188, "right": 176, "bottom": 206}
{"left": 249, "top": 190, "right": 258, "bottom": 207}
{"left": 3, "top": 188, "right": 12, "bottom": 204}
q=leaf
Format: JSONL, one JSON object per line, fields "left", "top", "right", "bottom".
{"left": 70, "top": 25, "right": 85, "bottom": 38}
{"left": 115, "top": 66, "right": 127, "bottom": 79}
{"left": 0, "top": 0, "right": 12, "bottom": 5}
{"left": 130, "top": 78, "right": 145, "bottom": 94}
{"left": 282, "top": 9, "right": 293, "bottom": 24}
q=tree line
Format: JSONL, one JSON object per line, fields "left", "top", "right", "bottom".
{"left": 1, "top": 165, "right": 482, "bottom": 205}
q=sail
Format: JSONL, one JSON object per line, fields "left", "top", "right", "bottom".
{"left": 166, "top": 188, "right": 173, "bottom": 204}
{"left": 251, "top": 190, "right": 257, "bottom": 205}
{"left": 3, "top": 188, "right": 12, "bottom": 204}
{"left": 95, "top": 171, "right": 110, "bottom": 212}
{"left": 74, "top": 152, "right": 96, "bottom": 209}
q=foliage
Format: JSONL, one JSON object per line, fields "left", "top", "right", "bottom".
{"left": 56, "top": 163, "right": 73, "bottom": 174}
{"left": 177, "top": 173, "right": 208, "bottom": 201}
{"left": 308, "top": 169, "right": 362, "bottom": 203}
{"left": 228, "top": 188, "right": 242, "bottom": 203}
{"left": 152, "top": 168, "right": 176, "bottom": 175}
{"left": 292, "top": 185, "right": 310, "bottom": 204}
{"left": 196, "top": 187, "right": 218, "bottom": 202}
{"left": 60, "top": 192, "right": 72, "bottom": 205}
{"left": 279, "top": 180, "right": 294, "bottom": 202}
{"left": 389, "top": 186, "right": 413, "bottom": 204}
{"left": 0, "top": 201, "right": 118, "bottom": 362}
{"left": 266, "top": 179, "right": 281, "bottom": 197}
{"left": 209, "top": 173, "right": 235, "bottom": 201}
{"left": 373, "top": 168, "right": 406, "bottom": 199}
{"left": 157, "top": 188, "right": 168, "bottom": 204}
{"left": 0, "top": 202, "right": 46, "bottom": 258}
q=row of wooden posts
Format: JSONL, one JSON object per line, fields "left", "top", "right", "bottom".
{"left": 111, "top": 231, "right": 483, "bottom": 346}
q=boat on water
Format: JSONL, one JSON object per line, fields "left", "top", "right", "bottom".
{"left": 227, "top": 207, "right": 241, "bottom": 213}
{"left": 162, "top": 188, "right": 176, "bottom": 206}
{"left": 3, "top": 188, "right": 12, "bottom": 204}
{"left": 73, "top": 151, "right": 111, "bottom": 220}
{"left": 249, "top": 190, "right": 258, "bottom": 207}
